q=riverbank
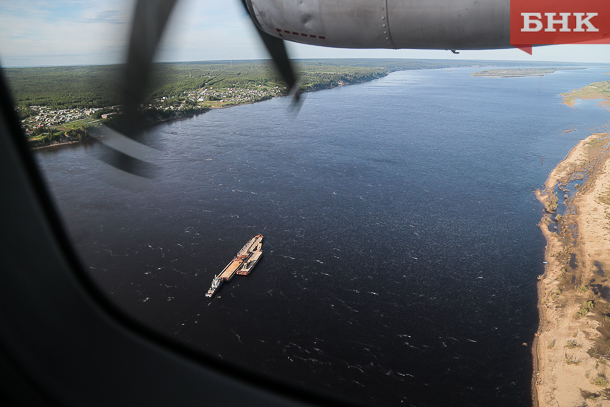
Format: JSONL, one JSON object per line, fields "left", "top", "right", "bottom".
{"left": 534, "top": 132, "right": 610, "bottom": 406}
{"left": 472, "top": 68, "right": 558, "bottom": 78}
{"left": 17, "top": 59, "right": 580, "bottom": 151}
{"left": 562, "top": 81, "right": 610, "bottom": 110}
{"left": 30, "top": 74, "right": 377, "bottom": 150}
{"left": 31, "top": 107, "right": 211, "bottom": 149}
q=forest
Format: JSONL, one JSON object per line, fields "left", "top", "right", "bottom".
{"left": 4, "top": 58, "right": 575, "bottom": 148}
{"left": 5, "top": 58, "right": 586, "bottom": 111}
{"left": 4, "top": 59, "right": 509, "bottom": 111}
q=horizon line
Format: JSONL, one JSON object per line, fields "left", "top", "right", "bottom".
{"left": 2, "top": 57, "right": 605, "bottom": 69}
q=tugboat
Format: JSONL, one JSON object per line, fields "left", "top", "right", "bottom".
{"left": 205, "top": 276, "right": 222, "bottom": 298}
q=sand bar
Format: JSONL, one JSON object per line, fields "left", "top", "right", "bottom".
{"left": 535, "top": 133, "right": 610, "bottom": 406}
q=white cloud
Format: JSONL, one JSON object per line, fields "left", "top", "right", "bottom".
{"left": 0, "top": 0, "right": 131, "bottom": 66}
{"left": 2, "top": 1, "right": 610, "bottom": 67}
{"left": 155, "top": 0, "right": 267, "bottom": 62}
{"left": 83, "top": 9, "right": 126, "bottom": 25}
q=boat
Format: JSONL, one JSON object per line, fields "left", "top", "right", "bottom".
{"left": 236, "top": 251, "right": 262, "bottom": 275}
{"left": 237, "top": 237, "right": 263, "bottom": 275}
{"left": 205, "top": 235, "right": 263, "bottom": 298}
{"left": 205, "top": 276, "right": 222, "bottom": 297}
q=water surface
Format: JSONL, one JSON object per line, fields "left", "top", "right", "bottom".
{"left": 37, "top": 67, "right": 610, "bottom": 406}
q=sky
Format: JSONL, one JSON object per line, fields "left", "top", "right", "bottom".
{"left": 1, "top": 0, "right": 610, "bottom": 67}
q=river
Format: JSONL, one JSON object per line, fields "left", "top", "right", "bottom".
{"left": 36, "top": 66, "right": 610, "bottom": 406}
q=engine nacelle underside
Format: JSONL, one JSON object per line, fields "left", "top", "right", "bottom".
{"left": 245, "top": 0, "right": 510, "bottom": 50}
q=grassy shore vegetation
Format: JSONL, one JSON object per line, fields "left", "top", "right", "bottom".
{"left": 4, "top": 58, "right": 580, "bottom": 148}
{"left": 546, "top": 191, "right": 559, "bottom": 212}
{"left": 472, "top": 67, "right": 586, "bottom": 78}
{"left": 562, "top": 80, "right": 610, "bottom": 106}
{"left": 472, "top": 68, "right": 559, "bottom": 78}
{"left": 538, "top": 133, "right": 610, "bottom": 356}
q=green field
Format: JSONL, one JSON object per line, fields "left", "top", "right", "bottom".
{"left": 59, "top": 117, "right": 103, "bottom": 130}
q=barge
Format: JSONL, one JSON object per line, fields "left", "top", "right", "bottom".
{"left": 205, "top": 234, "right": 263, "bottom": 298}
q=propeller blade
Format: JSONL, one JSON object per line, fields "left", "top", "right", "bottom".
{"left": 240, "top": 0, "right": 302, "bottom": 106}
{"left": 98, "top": 0, "right": 300, "bottom": 182}
{"left": 94, "top": 0, "right": 179, "bottom": 181}
{"left": 122, "top": 0, "right": 179, "bottom": 133}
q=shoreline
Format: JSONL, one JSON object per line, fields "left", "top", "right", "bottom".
{"left": 33, "top": 140, "right": 83, "bottom": 150}
{"left": 31, "top": 108, "right": 210, "bottom": 150}
{"left": 31, "top": 76, "right": 379, "bottom": 151}
{"left": 534, "top": 132, "right": 610, "bottom": 406}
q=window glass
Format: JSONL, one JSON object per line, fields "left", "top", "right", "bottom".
{"left": 3, "top": 2, "right": 610, "bottom": 406}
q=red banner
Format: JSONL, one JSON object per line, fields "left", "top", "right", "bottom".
{"left": 510, "top": 0, "right": 610, "bottom": 54}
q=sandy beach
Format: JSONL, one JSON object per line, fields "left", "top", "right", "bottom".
{"left": 535, "top": 133, "right": 610, "bottom": 406}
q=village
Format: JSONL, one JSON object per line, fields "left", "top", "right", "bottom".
{"left": 19, "top": 83, "right": 285, "bottom": 145}
{"left": 22, "top": 106, "right": 104, "bottom": 130}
